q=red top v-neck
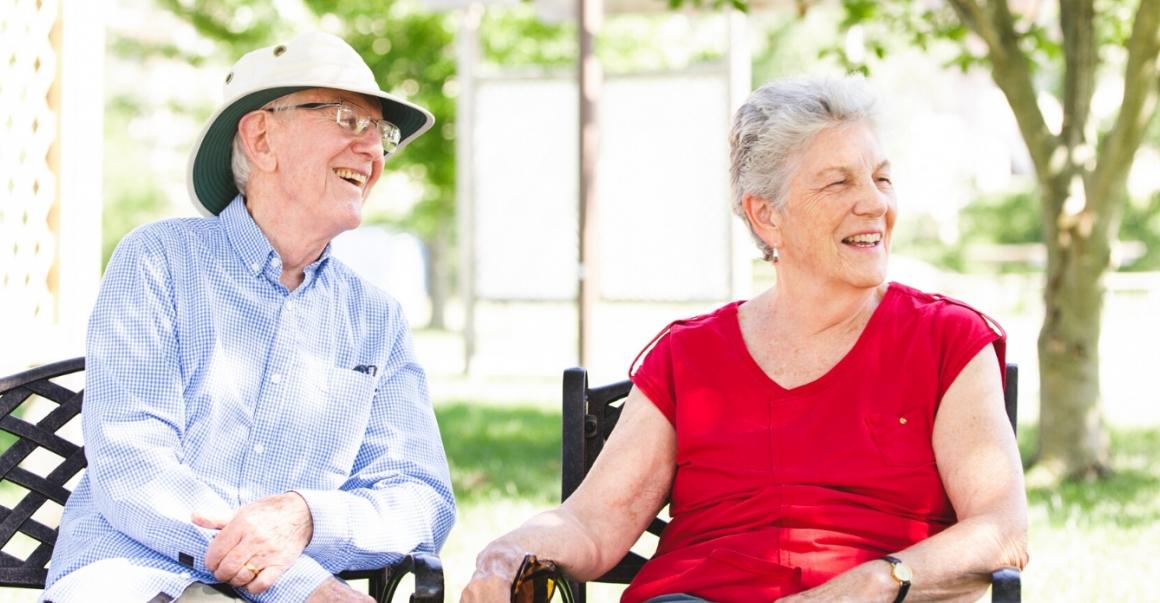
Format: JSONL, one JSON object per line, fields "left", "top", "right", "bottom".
{"left": 623, "top": 282, "right": 1005, "bottom": 602}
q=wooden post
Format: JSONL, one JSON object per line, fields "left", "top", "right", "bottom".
{"left": 577, "top": 0, "right": 603, "bottom": 367}
{"left": 456, "top": 2, "right": 483, "bottom": 374}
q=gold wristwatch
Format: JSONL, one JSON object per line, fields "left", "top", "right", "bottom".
{"left": 882, "top": 555, "right": 912, "bottom": 603}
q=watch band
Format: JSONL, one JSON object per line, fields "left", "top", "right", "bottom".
{"left": 882, "top": 555, "right": 912, "bottom": 603}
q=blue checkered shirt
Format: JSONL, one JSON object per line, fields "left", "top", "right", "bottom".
{"left": 43, "top": 197, "right": 456, "bottom": 602}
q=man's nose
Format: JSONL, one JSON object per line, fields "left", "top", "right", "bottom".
{"left": 351, "top": 127, "right": 384, "bottom": 157}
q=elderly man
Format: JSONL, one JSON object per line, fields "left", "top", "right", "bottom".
{"left": 43, "top": 32, "right": 455, "bottom": 603}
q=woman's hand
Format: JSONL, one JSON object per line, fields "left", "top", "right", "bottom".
{"left": 461, "top": 387, "right": 677, "bottom": 603}
{"left": 305, "top": 577, "right": 375, "bottom": 603}
{"left": 775, "top": 560, "right": 896, "bottom": 602}
{"left": 461, "top": 539, "right": 528, "bottom": 603}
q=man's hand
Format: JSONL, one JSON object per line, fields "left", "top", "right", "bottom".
{"left": 305, "top": 577, "right": 374, "bottom": 603}
{"left": 193, "top": 492, "right": 314, "bottom": 593}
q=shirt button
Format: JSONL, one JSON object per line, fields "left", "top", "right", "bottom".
{"left": 180, "top": 571, "right": 191, "bottom": 580}
{"left": 250, "top": 262, "right": 260, "bottom": 272}
{"left": 270, "top": 373, "right": 283, "bottom": 384}
{"left": 254, "top": 443, "right": 265, "bottom": 454}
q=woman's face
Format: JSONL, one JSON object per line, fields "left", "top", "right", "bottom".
{"left": 772, "top": 120, "right": 896, "bottom": 290}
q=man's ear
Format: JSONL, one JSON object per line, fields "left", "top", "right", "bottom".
{"left": 741, "top": 192, "right": 781, "bottom": 249}
{"left": 236, "top": 111, "right": 277, "bottom": 172}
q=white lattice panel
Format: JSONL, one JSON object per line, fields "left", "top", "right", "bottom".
{"left": 1, "top": 0, "right": 61, "bottom": 330}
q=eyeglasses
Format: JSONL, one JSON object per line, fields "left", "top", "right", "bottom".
{"left": 510, "top": 554, "right": 574, "bottom": 603}
{"left": 265, "top": 102, "right": 401, "bottom": 156}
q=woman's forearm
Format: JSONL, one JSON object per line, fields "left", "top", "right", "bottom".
{"left": 476, "top": 506, "right": 606, "bottom": 580}
{"left": 891, "top": 510, "right": 1028, "bottom": 601}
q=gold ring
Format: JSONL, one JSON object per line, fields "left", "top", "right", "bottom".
{"left": 244, "top": 562, "right": 261, "bottom": 575}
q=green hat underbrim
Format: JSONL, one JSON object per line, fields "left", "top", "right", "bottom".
{"left": 189, "top": 86, "right": 432, "bottom": 216}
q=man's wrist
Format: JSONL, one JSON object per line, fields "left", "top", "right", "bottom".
{"left": 282, "top": 491, "right": 315, "bottom": 544}
{"left": 293, "top": 489, "right": 350, "bottom": 561}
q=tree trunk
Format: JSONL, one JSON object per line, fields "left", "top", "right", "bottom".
{"left": 1035, "top": 188, "right": 1113, "bottom": 480}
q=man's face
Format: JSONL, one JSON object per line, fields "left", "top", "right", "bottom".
{"left": 263, "top": 88, "right": 386, "bottom": 238}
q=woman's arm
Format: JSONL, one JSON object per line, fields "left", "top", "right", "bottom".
{"left": 461, "top": 387, "right": 677, "bottom": 602}
{"left": 781, "top": 346, "right": 1028, "bottom": 602}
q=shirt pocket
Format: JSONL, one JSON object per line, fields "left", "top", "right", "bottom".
{"left": 865, "top": 411, "right": 936, "bottom": 467}
{"left": 316, "top": 365, "right": 377, "bottom": 398}
{"left": 300, "top": 366, "right": 378, "bottom": 478}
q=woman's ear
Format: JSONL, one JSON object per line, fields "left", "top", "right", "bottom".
{"left": 236, "top": 111, "right": 277, "bottom": 172}
{"left": 742, "top": 192, "right": 782, "bottom": 249}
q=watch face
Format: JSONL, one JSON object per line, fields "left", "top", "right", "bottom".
{"left": 893, "top": 562, "right": 913, "bottom": 583}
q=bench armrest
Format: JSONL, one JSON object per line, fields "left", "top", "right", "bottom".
{"left": 340, "top": 553, "right": 444, "bottom": 603}
{"left": 991, "top": 567, "right": 1021, "bottom": 603}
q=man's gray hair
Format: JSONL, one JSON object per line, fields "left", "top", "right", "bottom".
{"left": 230, "top": 97, "right": 296, "bottom": 198}
{"left": 729, "top": 76, "right": 880, "bottom": 261}
{"left": 231, "top": 132, "right": 251, "bottom": 197}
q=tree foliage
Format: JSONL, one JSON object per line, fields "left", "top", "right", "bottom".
{"left": 480, "top": 6, "right": 576, "bottom": 68}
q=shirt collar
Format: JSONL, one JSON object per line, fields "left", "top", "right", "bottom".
{"left": 221, "top": 195, "right": 334, "bottom": 281}
{"left": 221, "top": 195, "right": 277, "bottom": 277}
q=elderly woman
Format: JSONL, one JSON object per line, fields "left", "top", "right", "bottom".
{"left": 462, "top": 76, "right": 1028, "bottom": 602}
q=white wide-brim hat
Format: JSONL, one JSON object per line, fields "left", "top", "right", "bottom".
{"left": 187, "top": 31, "right": 435, "bottom": 216}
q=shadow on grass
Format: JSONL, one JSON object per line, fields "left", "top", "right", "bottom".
{"left": 436, "top": 402, "right": 562, "bottom": 506}
{"left": 1019, "top": 424, "right": 1160, "bottom": 529}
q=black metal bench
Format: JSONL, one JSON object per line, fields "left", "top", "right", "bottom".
{"left": 561, "top": 363, "right": 1023, "bottom": 602}
{"left": 0, "top": 357, "right": 443, "bottom": 602}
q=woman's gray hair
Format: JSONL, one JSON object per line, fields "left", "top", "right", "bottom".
{"left": 730, "top": 76, "right": 880, "bottom": 261}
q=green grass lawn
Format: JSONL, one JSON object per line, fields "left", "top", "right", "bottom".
{"left": 1017, "top": 426, "right": 1160, "bottom": 602}
{"left": 437, "top": 401, "right": 562, "bottom": 506}
{"left": 4, "top": 404, "right": 1157, "bottom": 602}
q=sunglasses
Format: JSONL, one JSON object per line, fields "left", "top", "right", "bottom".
{"left": 510, "top": 554, "right": 574, "bottom": 603}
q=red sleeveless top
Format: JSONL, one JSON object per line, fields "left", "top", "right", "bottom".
{"left": 622, "top": 282, "right": 1005, "bottom": 602}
